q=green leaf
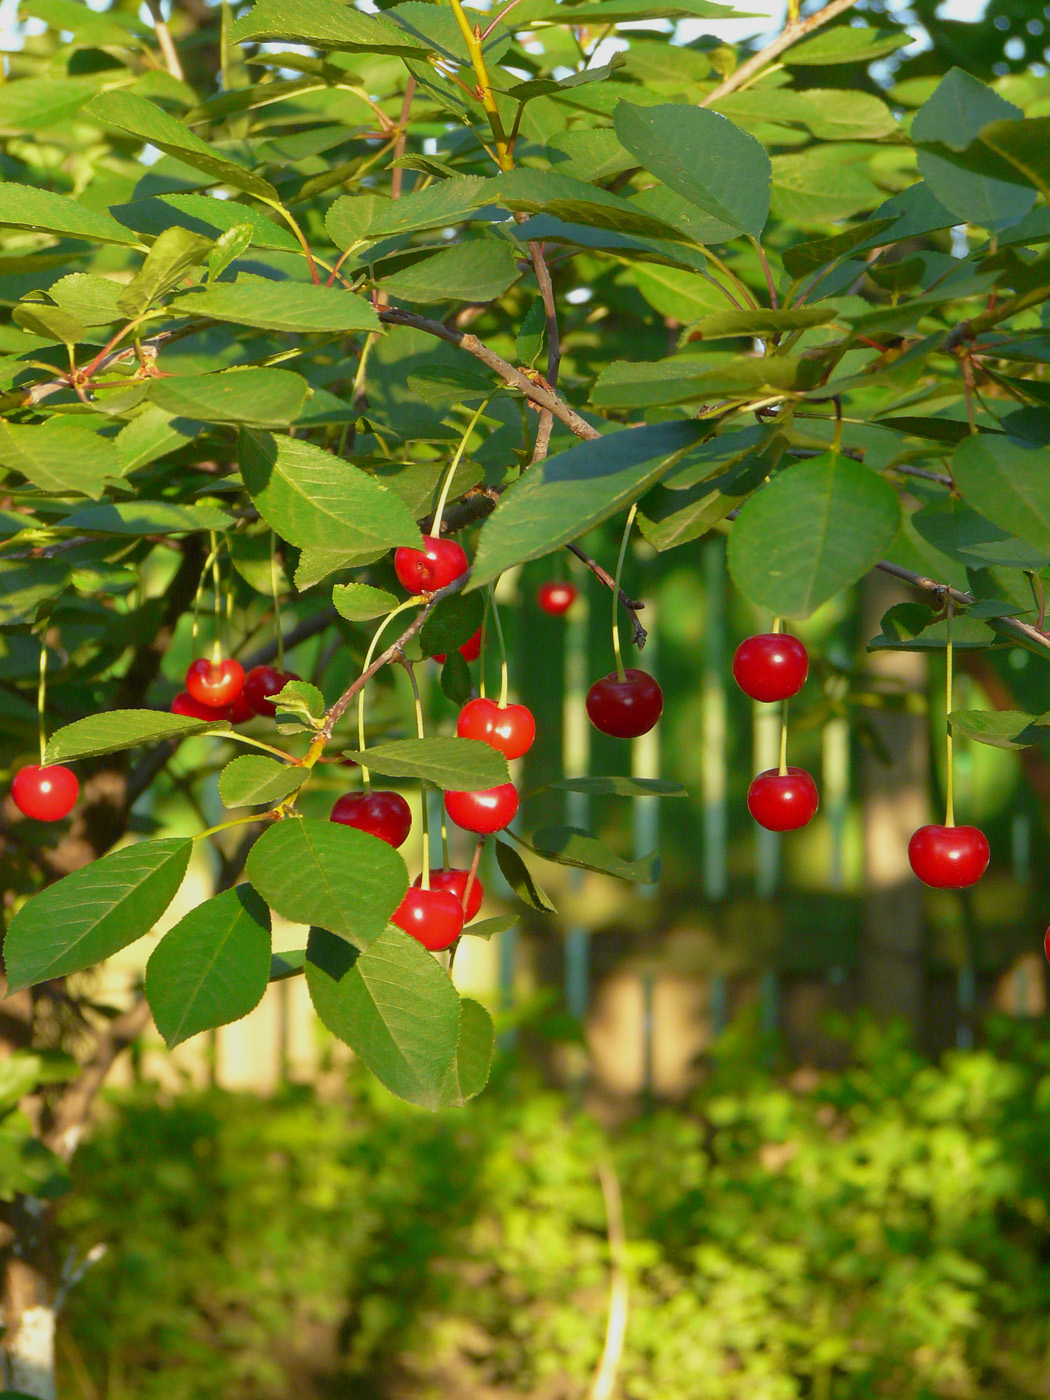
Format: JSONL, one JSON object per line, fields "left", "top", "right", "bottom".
{"left": 770, "top": 150, "right": 879, "bottom": 226}
{"left": 516, "top": 298, "right": 547, "bottom": 369}
{"left": 4, "top": 839, "right": 191, "bottom": 994}
{"left": 209, "top": 223, "right": 254, "bottom": 282}
{"left": 440, "top": 651, "right": 473, "bottom": 705}
{"left": 487, "top": 169, "right": 690, "bottom": 244}
{"left": 272, "top": 679, "right": 326, "bottom": 728}
{"left": 148, "top": 369, "right": 309, "bottom": 430}
{"left": 231, "top": 0, "right": 432, "bottom": 55}
{"left": 952, "top": 433, "right": 1050, "bottom": 557}
{"left": 631, "top": 263, "right": 733, "bottom": 321}
{"left": 112, "top": 194, "right": 299, "bottom": 253}
{"left": 549, "top": 777, "right": 688, "bottom": 797}
{"left": 689, "top": 306, "right": 837, "bottom": 340}
{"left": 0, "top": 75, "right": 102, "bottom": 133}
{"left": 440, "top": 998, "right": 494, "bottom": 1106}
{"left": 528, "top": 826, "right": 659, "bottom": 883}
{"left": 12, "top": 298, "right": 85, "bottom": 348}
{"left": 912, "top": 69, "right": 1033, "bottom": 230}
{"left": 782, "top": 219, "right": 896, "bottom": 279}
{"left": 327, "top": 177, "right": 488, "bottom": 248}
{"left": 638, "top": 451, "right": 773, "bottom": 551}
{"left": 590, "top": 355, "right": 801, "bottom": 410}
{"left": 614, "top": 101, "right": 770, "bottom": 239}
{"left": 60, "top": 501, "right": 233, "bottom": 535}
{"left": 462, "top": 916, "right": 515, "bottom": 940}
{"left": 0, "top": 182, "right": 140, "bottom": 247}
{"left": 948, "top": 708, "right": 1049, "bottom": 749}
{"left": 0, "top": 419, "right": 122, "bottom": 499}
{"left": 117, "top": 226, "right": 213, "bottom": 318}
{"left": 49, "top": 273, "right": 124, "bottom": 326}
{"left": 145, "top": 886, "right": 271, "bottom": 1048}
{"left": 379, "top": 240, "right": 521, "bottom": 305}
{"left": 342, "top": 738, "right": 509, "bottom": 791}
{"left": 783, "top": 24, "right": 909, "bottom": 65}
{"left": 45, "top": 710, "right": 230, "bottom": 763}
{"left": 332, "top": 582, "right": 399, "bottom": 622}
{"left": 115, "top": 406, "right": 199, "bottom": 474}
{"left": 239, "top": 431, "right": 421, "bottom": 555}
{"left": 305, "top": 924, "right": 463, "bottom": 1110}
{"left": 911, "top": 496, "right": 1048, "bottom": 571}
{"left": 977, "top": 118, "right": 1050, "bottom": 206}
{"left": 494, "top": 839, "right": 556, "bottom": 912}
{"left": 0, "top": 560, "right": 68, "bottom": 626}
{"left": 389, "top": 2, "right": 509, "bottom": 66}
{"left": 419, "top": 593, "right": 485, "bottom": 658}
{"left": 87, "top": 90, "right": 279, "bottom": 202}
{"left": 218, "top": 755, "right": 306, "bottom": 809}
{"left": 471, "top": 421, "right": 705, "bottom": 587}
{"left": 171, "top": 274, "right": 380, "bottom": 335}
{"left": 245, "top": 818, "right": 406, "bottom": 949}
{"left": 867, "top": 602, "right": 996, "bottom": 651}
{"left": 270, "top": 949, "right": 306, "bottom": 982}
{"left": 727, "top": 453, "right": 901, "bottom": 620}
{"left": 529, "top": 0, "right": 745, "bottom": 16}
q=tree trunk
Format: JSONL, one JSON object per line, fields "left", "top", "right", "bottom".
{"left": 1, "top": 1200, "right": 54, "bottom": 1400}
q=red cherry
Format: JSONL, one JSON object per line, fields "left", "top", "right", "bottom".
{"left": 586, "top": 669, "right": 663, "bottom": 739}
{"left": 433, "top": 627, "right": 483, "bottom": 665}
{"left": 242, "top": 665, "right": 300, "bottom": 717}
{"left": 445, "top": 783, "right": 518, "bottom": 834}
{"left": 537, "top": 581, "right": 578, "bottom": 616}
{"left": 171, "top": 690, "right": 232, "bottom": 721}
{"left": 330, "top": 789, "right": 412, "bottom": 848}
{"left": 228, "top": 691, "right": 255, "bottom": 725}
{"left": 413, "top": 867, "right": 484, "bottom": 923}
{"left": 12, "top": 764, "right": 78, "bottom": 821}
{"left": 908, "top": 824, "right": 989, "bottom": 889}
{"left": 733, "top": 633, "right": 809, "bottom": 703}
{"left": 1044, "top": 927, "right": 1050, "bottom": 966}
{"left": 747, "top": 767, "right": 819, "bottom": 831}
{"left": 394, "top": 535, "right": 468, "bottom": 595}
{"left": 392, "top": 886, "right": 465, "bottom": 951}
{"left": 186, "top": 657, "right": 245, "bottom": 708}
{"left": 457, "top": 696, "right": 535, "bottom": 760}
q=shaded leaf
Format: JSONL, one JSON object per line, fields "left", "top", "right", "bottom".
{"left": 0, "top": 182, "right": 140, "bottom": 247}
{"left": 528, "top": 826, "right": 659, "bottom": 883}
{"left": 171, "top": 274, "right": 380, "bottom": 334}
{"left": 494, "top": 839, "right": 556, "bottom": 912}
{"left": 148, "top": 369, "right": 309, "bottom": 430}
{"left": 948, "top": 708, "right": 1050, "bottom": 749}
{"left": 45, "top": 710, "right": 230, "bottom": 763}
{"left": 379, "top": 240, "right": 520, "bottom": 304}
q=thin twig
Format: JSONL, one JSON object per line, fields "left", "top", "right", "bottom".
{"left": 876, "top": 559, "right": 1050, "bottom": 656}
{"left": 526, "top": 240, "right": 561, "bottom": 464}
{"left": 44, "top": 999, "right": 153, "bottom": 1161}
{"left": 568, "top": 543, "right": 647, "bottom": 649}
{"left": 588, "top": 1155, "right": 629, "bottom": 1400}
{"left": 145, "top": 0, "right": 185, "bottom": 81}
{"left": 702, "top": 0, "right": 864, "bottom": 106}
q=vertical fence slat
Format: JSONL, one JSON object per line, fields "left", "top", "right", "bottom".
{"left": 702, "top": 538, "right": 728, "bottom": 901}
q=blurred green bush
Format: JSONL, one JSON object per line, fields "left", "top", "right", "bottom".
{"left": 59, "top": 1017, "right": 1050, "bottom": 1399}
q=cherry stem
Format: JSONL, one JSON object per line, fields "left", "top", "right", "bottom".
{"left": 210, "top": 532, "right": 223, "bottom": 663}
{"left": 431, "top": 395, "right": 494, "bottom": 540}
{"left": 36, "top": 634, "right": 47, "bottom": 766}
{"left": 193, "top": 813, "right": 261, "bottom": 843}
{"left": 224, "top": 732, "right": 298, "bottom": 762}
{"left": 778, "top": 699, "right": 789, "bottom": 778}
{"left": 772, "top": 615, "right": 783, "bottom": 635}
{"left": 489, "top": 584, "right": 509, "bottom": 708}
{"left": 403, "top": 659, "right": 430, "bottom": 888}
{"left": 441, "top": 805, "right": 450, "bottom": 868}
{"left": 611, "top": 505, "right": 638, "bottom": 683}
{"left": 945, "top": 595, "right": 955, "bottom": 829}
{"left": 461, "top": 837, "right": 484, "bottom": 923}
{"left": 478, "top": 589, "right": 492, "bottom": 701}
{"left": 357, "top": 600, "right": 419, "bottom": 791}
{"left": 192, "top": 534, "right": 225, "bottom": 650}
{"left": 270, "top": 531, "right": 284, "bottom": 672}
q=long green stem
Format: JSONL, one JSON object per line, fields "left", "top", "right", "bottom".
{"left": 778, "top": 700, "right": 788, "bottom": 777}
{"left": 37, "top": 635, "right": 47, "bottom": 765}
{"left": 489, "top": 584, "right": 509, "bottom": 708}
{"left": 945, "top": 597, "right": 955, "bottom": 828}
{"left": 447, "top": 0, "right": 513, "bottom": 169}
{"left": 223, "top": 731, "right": 298, "bottom": 761}
{"left": 270, "top": 531, "right": 284, "bottom": 671}
{"left": 357, "top": 600, "right": 419, "bottom": 789}
{"left": 193, "top": 814, "right": 261, "bottom": 843}
{"left": 431, "top": 395, "right": 494, "bottom": 538}
{"left": 404, "top": 661, "right": 430, "bottom": 888}
{"left": 611, "top": 505, "right": 638, "bottom": 683}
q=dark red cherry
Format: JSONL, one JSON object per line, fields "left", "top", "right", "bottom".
{"left": 1044, "top": 927, "right": 1050, "bottom": 966}
{"left": 433, "top": 627, "right": 483, "bottom": 665}
{"left": 394, "top": 535, "right": 468, "bottom": 595}
{"left": 228, "top": 691, "right": 255, "bottom": 725}
{"left": 392, "top": 886, "right": 465, "bottom": 951}
{"left": 457, "top": 697, "right": 535, "bottom": 760}
{"left": 733, "top": 633, "right": 809, "bottom": 703}
{"left": 330, "top": 789, "right": 412, "bottom": 848}
{"left": 413, "top": 868, "right": 484, "bottom": 923}
{"left": 908, "top": 824, "right": 989, "bottom": 889}
{"left": 12, "top": 764, "right": 79, "bottom": 821}
{"left": 747, "top": 767, "right": 819, "bottom": 831}
{"left": 586, "top": 668, "right": 663, "bottom": 739}
{"left": 186, "top": 657, "right": 245, "bottom": 708}
{"left": 171, "top": 690, "right": 232, "bottom": 722}
{"left": 243, "top": 664, "right": 300, "bottom": 717}
{"left": 537, "top": 581, "right": 578, "bottom": 616}
{"left": 444, "top": 783, "right": 518, "bottom": 834}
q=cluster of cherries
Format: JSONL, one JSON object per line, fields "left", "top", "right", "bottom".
{"left": 733, "top": 630, "right": 990, "bottom": 891}
{"left": 171, "top": 657, "right": 299, "bottom": 724}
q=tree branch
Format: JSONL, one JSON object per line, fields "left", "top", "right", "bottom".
{"left": 701, "top": 0, "right": 863, "bottom": 106}
{"left": 876, "top": 559, "right": 1050, "bottom": 656}
{"left": 567, "top": 543, "right": 647, "bottom": 649}
{"left": 43, "top": 998, "right": 153, "bottom": 1162}
{"left": 526, "top": 240, "right": 562, "bottom": 464}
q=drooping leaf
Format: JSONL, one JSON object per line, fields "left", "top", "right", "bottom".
{"left": 782, "top": 24, "right": 909, "bottom": 65}
{"left": 171, "top": 274, "right": 380, "bottom": 334}
{"left": 952, "top": 432, "right": 1050, "bottom": 556}
{"left": 440, "top": 998, "right": 494, "bottom": 1106}
{"left": 418, "top": 593, "right": 485, "bottom": 658}
{"left": 245, "top": 818, "right": 406, "bottom": 949}
{"left": 117, "top": 226, "right": 212, "bottom": 318}
{"left": 494, "top": 839, "right": 556, "bottom": 912}
{"left": 486, "top": 169, "right": 691, "bottom": 244}
{"left": 331, "top": 582, "right": 399, "bottom": 622}
{"left": 145, "top": 886, "right": 272, "bottom": 1048}
{"left": 326, "top": 177, "right": 488, "bottom": 248}
{"left": 471, "top": 421, "right": 705, "bottom": 586}
{"left": 305, "top": 924, "right": 463, "bottom": 1109}
{"left": 867, "top": 602, "right": 996, "bottom": 651}
{"left": 218, "top": 755, "right": 306, "bottom": 808}
{"left": 528, "top": 826, "right": 659, "bottom": 883}
{"left": 45, "top": 710, "right": 230, "bottom": 763}
{"left": 590, "top": 355, "right": 802, "bottom": 410}
{"left": 342, "top": 738, "right": 509, "bottom": 791}
{"left": 4, "top": 839, "right": 192, "bottom": 994}
{"left": 727, "top": 454, "right": 900, "bottom": 620}
{"left": 148, "top": 369, "right": 309, "bottom": 430}
{"left": 378, "top": 240, "right": 521, "bottom": 304}
{"left": 0, "top": 183, "right": 141, "bottom": 247}
{"left": 0, "top": 560, "right": 69, "bottom": 626}
{"left": 948, "top": 708, "right": 1050, "bottom": 749}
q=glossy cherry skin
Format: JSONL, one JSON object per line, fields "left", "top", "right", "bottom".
{"left": 12, "top": 764, "right": 79, "bottom": 821}
{"left": 1044, "top": 926, "right": 1050, "bottom": 966}
{"left": 392, "top": 886, "right": 465, "bottom": 951}
{"left": 228, "top": 691, "right": 256, "bottom": 725}
{"left": 413, "top": 868, "right": 484, "bottom": 923}
{"left": 733, "top": 633, "right": 809, "bottom": 703}
{"left": 394, "top": 535, "right": 468, "bottom": 595}
{"left": 908, "top": 824, "right": 989, "bottom": 889}
{"left": 433, "top": 628, "right": 483, "bottom": 665}
{"left": 747, "top": 767, "right": 819, "bottom": 832}
{"left": 445, "top": 783, "right": 519, "bottom": 835}
{"left": 457, "top": 697, "right": 536, "bottom": 760}
{"left": 586, "top": 669, "right": 663, "bottom": 739}
{"left": 330, "top": 790, "right": 412, "bottom": 848}
{"left": 538, "top": 582, "right": 578, "bottom": 616}
{"left": 243, "top": 665, "right": 300, "bottom": 717}
{"left": 185, "top": 657, "right": 245, "bottom": 709}
{"left": 171, "top": 690, "right": 232, "bottom": 722}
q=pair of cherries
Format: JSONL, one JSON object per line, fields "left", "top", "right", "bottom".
{"left": 171, "top": 659, "right": 298, "bottom": 723}
{"left": 734, "top": 632, "right": 820, "bottom": 832}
